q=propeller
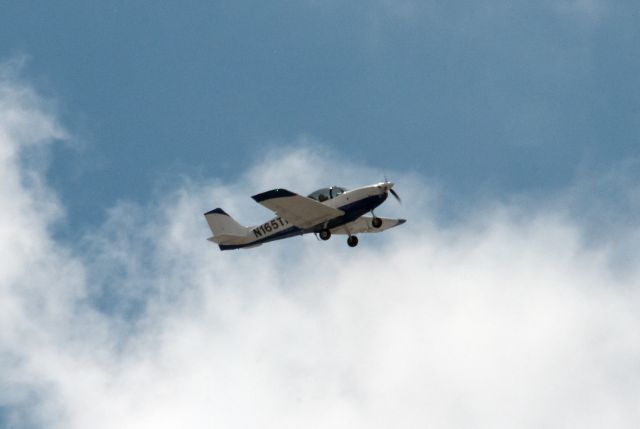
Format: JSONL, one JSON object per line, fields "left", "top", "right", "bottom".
{"left": 381, "top": 177, "right": 402, "bottom": 204}
{"left": 389, "top": 188, "right": 402, "bottom": 203}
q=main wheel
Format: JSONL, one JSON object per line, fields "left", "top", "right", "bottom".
{"left": 372, "top": 217, "right": 383, "bottom": 228}
{"left": 319, "top": 229, "right": 331, "bottom": 241}
{"left": 347, "top": 235, "right": 359, "bottom": 247}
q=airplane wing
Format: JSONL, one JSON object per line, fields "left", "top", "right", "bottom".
{"left": 331, "top": 216, "right": 406, "bottom": 235}
{"left": 252, "top": 189, "right": 345, "bottom": 229}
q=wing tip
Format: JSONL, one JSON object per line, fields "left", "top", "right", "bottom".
{"left": 252, "top": 188, "right": 295, "bottom": 202}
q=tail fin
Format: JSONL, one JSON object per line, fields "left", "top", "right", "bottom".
{"left": 204, "top": 208, "right": 249, "bottom": 242}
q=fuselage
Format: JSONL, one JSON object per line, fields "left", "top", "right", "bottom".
{"left": 218, "top": 183, "right": 389, "bottom": 250}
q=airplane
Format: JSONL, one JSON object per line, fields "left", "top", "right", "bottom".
{"left": 203, "top": 180, "right": 406, "bottom": 250}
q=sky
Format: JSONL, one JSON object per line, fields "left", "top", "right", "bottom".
{"left": 1, "top": 0, "right": 639, "bottom": 228}
{"left": 1, "top": 1, "right": 640, "bottom": 428}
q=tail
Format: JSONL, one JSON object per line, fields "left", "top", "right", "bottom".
{"left": 203, "top": 208, "right": 251, "bottom": 246}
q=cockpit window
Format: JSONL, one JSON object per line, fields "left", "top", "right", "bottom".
{"left": 330, "top": 186, "right": 346, "bottom": 198}
{"left": 307, "top": 186, "right": 347, "bottom": 201}
{"left": 307, "top": 188, "right": 330, "bottom": 201}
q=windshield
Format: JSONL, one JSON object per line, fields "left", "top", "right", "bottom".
{"left": 307, "top": 186, "right": 347, "bottom": 201}
{"left": 330, "top": 186, "right": 346, "bottom": 198}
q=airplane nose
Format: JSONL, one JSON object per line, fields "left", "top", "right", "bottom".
{"left": 379, "top": 181, "right": 394, "bottom": 191}
{"left": 374, "top": 180, "right": 401, "bottom": 202}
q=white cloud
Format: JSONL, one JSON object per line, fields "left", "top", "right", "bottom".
{"left": 1, "top": 65, "right": 640, "bottom": 428}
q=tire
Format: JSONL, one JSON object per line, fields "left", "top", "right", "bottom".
{"left": 372, "top": 217, "right": 382, "bottom": 228}
{"left": 347, "top": 235, "right": 359, "bottom": 247}
{"left": 319, "top": 229, "right": 331, "bottom": 241}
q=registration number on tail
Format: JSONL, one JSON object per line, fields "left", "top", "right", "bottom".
{"left": 253, "top": 217, "right": 288, "bottom": 238}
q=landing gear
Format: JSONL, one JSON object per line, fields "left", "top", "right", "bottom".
{"left": 319, "top": 229, "right": 331, "bottom": 241}
{"left": 347, "top": 235, "right": 359, "bottom": 247}
{"left": 370, "top": 210, "right": 383, "bottom": 229}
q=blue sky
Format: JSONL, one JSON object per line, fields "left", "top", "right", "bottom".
{"left": 2, "top": 2, "right": 640, "bottom": 428}
{"left": 1, "top": 0, "right": 639, "bottom": 230}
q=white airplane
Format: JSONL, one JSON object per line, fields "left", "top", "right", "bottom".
{"left": 204, "top": 181, "right": 406, "bottom": 250}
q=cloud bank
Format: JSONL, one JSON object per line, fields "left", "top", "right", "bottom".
{"left": 1, "top": 66, "right": 640, "bottom": 428}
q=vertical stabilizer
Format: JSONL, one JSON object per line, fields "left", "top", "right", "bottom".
{"left": 204, "top": 208, "right": 249, "bottom": 238}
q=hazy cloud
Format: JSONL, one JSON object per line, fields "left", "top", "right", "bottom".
{"left": 1, "top": 65, "right": 640, "bottom": 428}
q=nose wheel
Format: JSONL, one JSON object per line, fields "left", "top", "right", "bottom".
{"left": 347, "top": 235, "right": 359, "bottom": 247}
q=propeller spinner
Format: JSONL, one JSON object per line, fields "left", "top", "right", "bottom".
{"left": 379, "top": 180, "right": 402, "bottom": 203}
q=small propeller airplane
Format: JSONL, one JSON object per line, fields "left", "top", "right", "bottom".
{"left": 204, "top": 181, "right": 406, "bottom": 250}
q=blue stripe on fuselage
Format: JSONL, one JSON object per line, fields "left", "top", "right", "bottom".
{"left": 218, "top": 225, "right": 303, "bottom": 250}
{"left": 318, "top": 193, "right": 387, "bottom": 232}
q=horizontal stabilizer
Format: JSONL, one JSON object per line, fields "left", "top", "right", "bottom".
{"left": 208, "top": 234, "right": 248, "bottom": 244}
